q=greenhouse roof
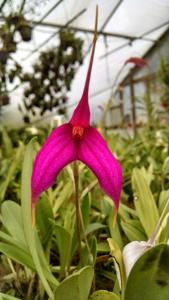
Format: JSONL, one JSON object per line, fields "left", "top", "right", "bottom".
{"left": 1, "top": 0, "right": 169, "bottom": 126}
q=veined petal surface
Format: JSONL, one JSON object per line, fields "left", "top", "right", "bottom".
{"left": 78, "top": 127, "right": 122, "bottom": 209}
{"left": 31, "top": 123, "right": 77, "bottom": 202}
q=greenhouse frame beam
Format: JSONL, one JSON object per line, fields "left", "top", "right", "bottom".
{"left": 122, "top": 72, "right": 156, "bottom": 86}
{"left": 22, "top": 8, "right": 87, "bottom": 60}
{"left": 36, "top": 0, "right": 64, "bottom": 24}
{"left": 32, "top": 19, "right": 147, "bottom": 41}
{"left": 100, "top": 0, "right": 124, "bottom": 30}
{"left": 100, "top": 20, "right": 169, "bottom": 59}
{"left": 0, "top": 0, "right": 8, "bottom": 12}
{"left": 84, "top": 0, "right": 124, "bottom": 58}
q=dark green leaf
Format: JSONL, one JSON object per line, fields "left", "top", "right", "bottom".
{"left": 124, "top": 244, "right": 169, "bottom": 300}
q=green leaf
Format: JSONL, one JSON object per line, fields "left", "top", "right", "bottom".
{"left": 80, "top": 180, "right": 97, "bottom": 202}
{"left": 34, "top": 231, "right": 59, "bottom": 287}
{"left": 162, "top": 156, "right": 169, "bottom": 175}
{"left": 1, "top": 127, "right": 13, "bottom": 157}
{"left": 159, "top": 190, "right": 169, "bottom": 214}
{"left": 97, "top": 242, "right": 110, "bottom": 253}
{"left": 21, "top": 139, "right": 54, "bottom": 298}
{"left": 121, "top": 219, "right": 147, "bottom": 242}
{"left": 63, "top": 202, "right": 76, "bottom": 235}
{"left": 85, "top": 223, "right": 106, "bottom": 236}
{"left": 53, "top": 181, "right": 73, "bottom": 214}
{"left": 0, "top": 293, "right": 21, "bottom": 300}
{"left": 157, "top": 213, "right": 169, "bottom": 243}
{"left": 119, "top": 203, "right": 137, "bottom": 218}
{"left": 0, "top": 231, "right": 47, "bottom": 276}
{"left": 139, "top": 166, "right": 154, "bottom": 186}
{"left": 1, "top": 201, "right": 27, "bottom": 248}
{"left": 81, "top": 196, "right": 90, "bottom": 228}
{"left": 36, "top": 195, "right": 54, "bottom": 246}
{"left": 90, "top": 290, "right": 120, "bottom": 300}
{"left": 103, "top": 197, "right": 123, "bottom": 248}
{"left": 54, "top": 225, "right": 72, "bottom": 275}
{"left": 80, "top": 236, "right": 97, "bottom": 266}
{"left": 90, "top": 235, "right": 97, "bottom": 263}
{"left": 124, "top": 244, "right": 169, "bottom": 300}
{"left": 132, "top": 168, "right": 159, "bottom": 237}
{"left": 0, "top": 231, "right": 28, "bottom": 252}
{"left": 0, "top": 212, "right": 59, "bottom": 287}
{"left": 0, "top": 242, "right": 35, "bottom": 270}
{"left": 0, "top": 145, "right": 23, "bottom": 202}
{"left": 54, "top": 266, "right": 94, "bottom": 300}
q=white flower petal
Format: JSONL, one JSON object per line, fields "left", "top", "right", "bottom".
{"left": 122, "top": 240, "right": 155, "bottom": 277}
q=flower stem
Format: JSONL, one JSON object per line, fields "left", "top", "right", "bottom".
{"left": 73, "top": 161, "right": 82, "bottom": 259}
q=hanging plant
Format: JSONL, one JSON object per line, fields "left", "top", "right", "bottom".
{"left": 21, "top": 30, "right": 83, "bottom": 122}
{"left": 0, "top": 2, "right": 35, "bottom": 110}
{"left": 0, "top": 23, "right": 18, "bottom": 52}
{"left": 5, "top": 12, "right": 33, "bottom": 44}
{"left": 0, "top": 48, "right": 9, "bottom": 64}
{"left": 6, "top": 12, "right": 21, "bottom": 26}
{"left": 17, "top": 20, "right": 32, "bottom": 42}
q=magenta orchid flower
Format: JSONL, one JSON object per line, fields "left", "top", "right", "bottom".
{"left": 31, "top": 9, "right": 122, "bottom": 226}
{"left": 124, "top": 57, "right": 148, "bottom": 68}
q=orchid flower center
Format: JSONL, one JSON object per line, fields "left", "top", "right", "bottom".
{"left": 72, "top": 126, "right": 84, "bottom": 139}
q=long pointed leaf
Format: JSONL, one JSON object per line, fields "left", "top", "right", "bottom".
{"left": 132, "top": 168, "right": 159, "bottom": 237}
{"left": 21, "top": 139, "right": 54, "bottom": 298}
{"left": 0, "top": 145, "right": 23, "bottom": 202}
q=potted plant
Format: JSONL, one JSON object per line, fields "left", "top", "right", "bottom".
{"left": 17, "top": 19, "right": 32, "bottom": 42}
{"left": 0, "top": 48, "right": 9, "bottom": 64}
{"left": 0, "top": 24, "right": 17, "bottom": 54}
{"left": 21, "top": 31, "right": 83, "bottom": 121}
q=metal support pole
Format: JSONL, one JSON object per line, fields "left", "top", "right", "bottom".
{"left": 129, "top": 72, "right": 136, "bottom": 135}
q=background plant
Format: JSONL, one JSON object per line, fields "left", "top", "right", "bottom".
{"left": 0, "top": 0, "right": 34, "bottom": 111}
{"left": 20, "top": 31, "right": 83, "bottom": 123}
{"left": 159, "top": 57, "right": 169, "bottom": 111}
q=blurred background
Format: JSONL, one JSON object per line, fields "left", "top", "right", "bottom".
{"left": 0, "top": 0, "right": 169, "bottom": 130}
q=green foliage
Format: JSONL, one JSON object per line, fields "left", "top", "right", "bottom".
{"left": 159, "top": 57, "right": 169, "bottom": 109}
{"left": 0, "top": 294, "right": 20, "bottom": 300}
{"left": 0, "top": 122, "right": 169, "bottom": 298}
{"left": 0, "top": 145, "right": 24, "bottom": 203}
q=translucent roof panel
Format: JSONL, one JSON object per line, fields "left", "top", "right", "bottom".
{"left": 1, "top": 0, "right": 169, "bottom": 126}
